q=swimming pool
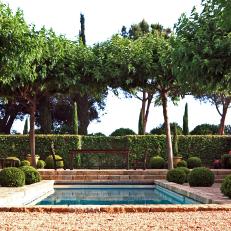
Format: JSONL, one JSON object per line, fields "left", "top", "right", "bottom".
{"left": 37, "top": 185, "right": 200, "bottom": 205}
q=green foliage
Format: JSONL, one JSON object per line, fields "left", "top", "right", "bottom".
{"left": 20, "top": 160, "right": 30, "bottom": 167}
{"left": 73, "top": 101, "right": 78, "bottom": 135}
{"left": 0, "top": 135, "right": 230, "bottom": 168}
{"left": 166, "top": 168, "right": 186, "bottom": 184}
{"left": 110, "top": 128, "right": 136, "bottom": 136}
{"left": 221, "top": 175, "right": 231, "bottom": 198}
{"left": 183, "top": 103, "right": 189, "bottom": 135}
{"left": 187, "top": 157, "right": 202, "bottom": 169}
{"left": 150, "top": 123, "right": 182, "bottom": 135}
{"left": 221, "top": 154, "right": 231, "bottom": 169}
{"left": 36, "top": 160, "right": 46, "bottom": 169}
{"left": 176, "top": 167, "right": 190, "bottom": 182}
{"left": 177, "top": 160, "right": 187, "bottom": 167}
{"left": 173, "top": 123, "right": 179, "bottom": 156}
{"left": 20, "top": 166, "right": 41, "bottom": 185}
{"left": 5, "top": 157, "right": 21, "bottom": 167}
{"left": 188, "top": 167, "right": 215, "bottom": 187}
{"left": 23, "top": 118, "right": 29, "bottom": 135}
{"left": 45, "top": 155, "right": 64, "bottom": 169}
{"left": 0, "top": 167, "right": 25, "bottom": 187}
{"left": 190, "top": 124, "right": 218, "bottom": 135}
{"left": 149, "top": 156, "right": 165, "bottom": 169}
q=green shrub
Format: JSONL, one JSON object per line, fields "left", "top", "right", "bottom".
{"left": 221, "top": 154, "right": 231, "bottom": 169}
{"left": 177, "top": 160, "right": 187, "bottom": 167}
{"left": 176, "top": 167, "right": 190, "bottom": 182}
{"left": 150, "top": 156, "right": 165, "bottom": 169}
{"left": 221, "top": 175, "right": 231, "bottom": 198}
{"left": 187, "top": 157, "right": 202, "bottom": 168}
{"left": 110, "top": 128, "right": 136, "bottom": 136}
{"left": 150, "top": 123, "right": 182, "bottom": 135}
{"left": 5, "top": 157, "right": 21, "bottom": 167}
{"left": 166, "top": 168, "right": 186, "bottom": 184}
{"left": 0, "top": 167, "right": 25, "bottom": 187}
{"left": 36, "top": 160, "right": 46, "bottom": 169}
{"left": 21, "top": 160, "right": 30, "bottom": 166}
{"left": 20, "top": 166, "right": 41, "bottom": 185}
{"left": 190, "top": 124, "right": 218, "bottom": 135}
{"left": 45, "top": 155, "right": 64, "bottom": 169}
{"left": 188, "top": 167, "right": 214, "bottom": 187}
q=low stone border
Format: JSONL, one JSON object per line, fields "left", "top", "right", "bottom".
{"left": 155, "top": 180, "right": 231, "bottom": 204}
{"left": 0, "top": 180, "right": 54, "bottom": 206}
{"left": 1, "top": 204, "right": 231, "bottom": 213}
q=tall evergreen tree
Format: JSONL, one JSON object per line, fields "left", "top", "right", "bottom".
{"left": 79, "top": 13, "right": 86, "bottom": 45}
{"left": 23, "top": 117, "right": 29, "bottom": 134}
{"left": 73, "top": 101, "right": 78, "bottom": 134}
{"left": 173, "top": 123, "right": 179, "bottom": 156}
{"left": 183, "top": 103, "right": 189, "bottom": 135}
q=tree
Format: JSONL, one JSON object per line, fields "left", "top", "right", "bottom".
{"left": 150, "top": 123, "right": 182, "bottom": 135}
{"left": 174, "top": 0, "right": 231, "bottom": 95}
{"left": 138, "top": 108, "right": 144, "bottom": 135}
{"left": 72, "top": 101, "right": 78, "bottom": 134}
{"left": 23, "top": 117, "right": 29, "bottom": 134}
{"left": 173, "top": 123, "right": 179, "bottom": 156}
{"left": 183, "top": 103, "right": 189, "bottom": 135}
{"left": 195, "top": 94, "right": 231, "bottom": 135}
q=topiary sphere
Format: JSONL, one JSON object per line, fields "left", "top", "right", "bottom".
{"left": 221, "top": 175, "right": 231, "bottom": 198}
{"left": 150, "top": 156, "right": 165, "bottom": 169}
{"left": 166, "top": 168, "right": 186, "bottom": 184}
{"left": 21, "top": 160, "right": 31, "bottom": 167}
{"left": 187, "top": 157, "right": 202, "bottom": 169}
{"left": 45, "top": 155, "right": 64, "bottom": 169}
{"left": 5, "top": 157, "right": 21, "bottom": 167}
{"left": 177, "top": 160, "right": 187, "bottom": 168}
{"left": 188, "top": 167, "right": 214, "bottom": 187}
{"left": 20, "top": 166, "right": 41, "bottom": 185}
{"left": 176, "top": 167, "right": 190, "bottom": 182}
{"left": 0, "top": 167, "right": 25, "bottom": 187}
{"left": 36, "top": 160, "right": 46, "bottom": 169}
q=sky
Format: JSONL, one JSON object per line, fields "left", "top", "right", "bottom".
{"left": 4, "top": 0, "right": 231, "bottom": 135}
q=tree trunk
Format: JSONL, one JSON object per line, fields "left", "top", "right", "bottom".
{"left": 29, "top": 101, "right": 36, "bottom": 167}
{"left": 161, "top": 91, "right": 173, "bottom": 169}
{"left": 218, "top": 105, "right": 228, "bottom": 135}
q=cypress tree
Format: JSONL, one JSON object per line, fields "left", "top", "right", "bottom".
{"left": 73, "top": 102, "right": 78, "bottom": 134}
{"left": 173, "top": 123, "right": 178, "bottom": 156}
{"left": 23, "top": 117, "right": 29, "bottom": 134}
{"left": 79, "top": 13, "right": 86, "bottom": 45}
{"left": 183, "top": 103, "right": 189, "bottom": 135}
{"left": 138, "top": 108, "right": 144, "bottom": 135}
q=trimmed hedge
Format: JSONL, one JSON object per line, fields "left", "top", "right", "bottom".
{"left": 150, "top": 156, "right": 165, "bottom": 169}
{"left": 166, "top": 168, "right": 186, "bottom": 184}
{"left": 20, "top": 166, "right": 41, "bottom": 185}
{"left": 0, "top": 167, "right": 25, "bottom": 187}
{"left": 188, "top": 167, "right": 215, "bottom": 187}
{"left": 0, "top": 135, "right": 230, "bottom": 168}
{"left": 221, "top": 175, "right": 231, "bottom": 198}
{"left": 187, "top": 157, "right": 202, "bottom": 169}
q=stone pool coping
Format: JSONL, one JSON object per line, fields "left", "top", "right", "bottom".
{"left": 0, "top": 180, "right": 54, "bottom": 206}
{"left": 155, "top": 180, "right": 231, "bottom": 204}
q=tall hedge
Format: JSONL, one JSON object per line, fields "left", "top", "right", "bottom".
{"left": 0, "top": 135, "right": 230, "bottom": 168}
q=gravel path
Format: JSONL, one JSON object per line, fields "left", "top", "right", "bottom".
{"left": 0, "top": 211, "right": 231, "bottom": 231}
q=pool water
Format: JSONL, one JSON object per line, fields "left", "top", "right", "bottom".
{"left": 37, "top": 185, "right": 200, "bottom": 205}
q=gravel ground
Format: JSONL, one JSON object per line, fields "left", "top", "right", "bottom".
{"left": 0, "top": 211, "right": 231, "bottom": 231}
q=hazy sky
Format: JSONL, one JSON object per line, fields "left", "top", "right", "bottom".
{"left": 4, "top": 0, "right": 230, "bottom": 135}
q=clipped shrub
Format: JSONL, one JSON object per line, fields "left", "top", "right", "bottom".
{"left": 177, "top": 160, "right": 187, "bottom": 167}
{"left": 187, "top": 157, "right": 202, "bottom": 169}
{"left": 36, "top": 159, "right": 46, "bottom": 169}
{"left": 221, "top": 154, "right": 231, "bottom": 169}
{"left": 20, "top": 166, "right": 41, "bottom": 185}
{"left": 150, "top": 156, "right": 165, "bottom": 169}
{"left": 45, "top": 155, "right": 64, "bottom": 169}
{"left": 5, "top": 157, "right": 21, "bottom": 167}
{"left": 176, "top": 167, "right": 190, "bottom": 182}
{"left": 21, "top": 160, "right": 30, "bottom": 166}
{"left": 188, "top": 167, "right": 214, "bottom": 187}
{"left": 110, "top": 128, "right": 136, "bottom": 136}
{"left": 0, "top": 167, "right": 25, "bottom": 187}
{"left": 221, "top": 175, "right": 231, "bottom": 198}
{"left": 166, "top": 168, "right": 186, "bottom": 184}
